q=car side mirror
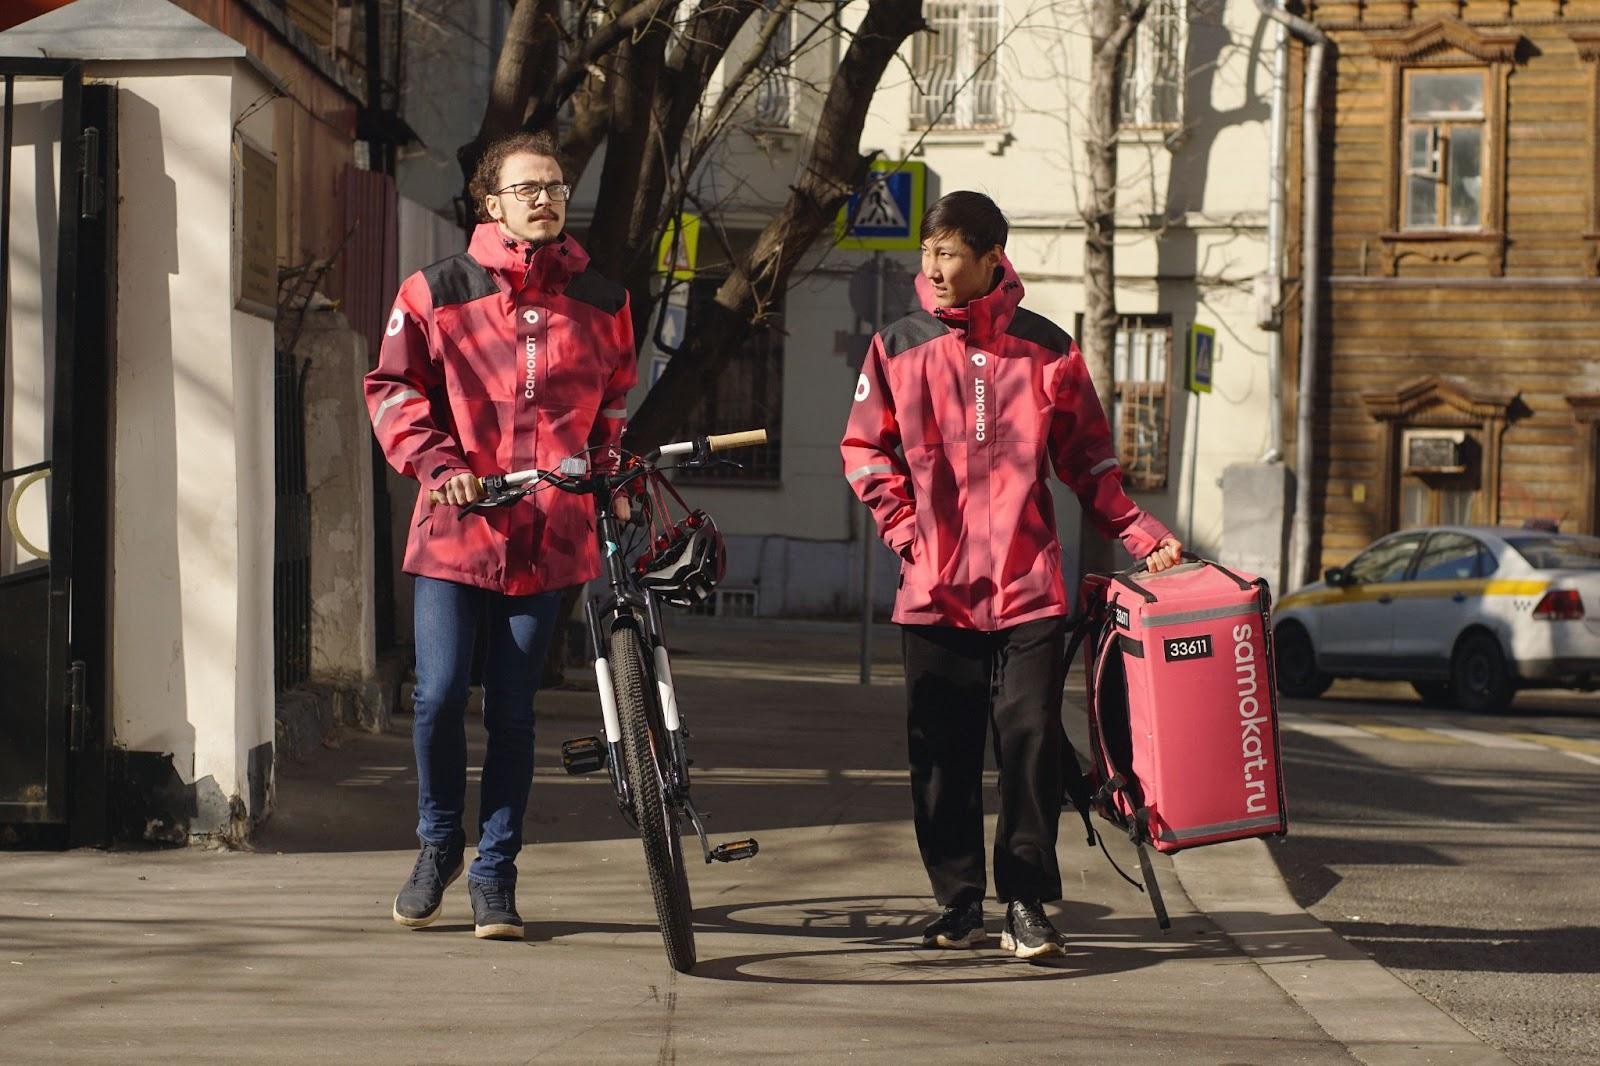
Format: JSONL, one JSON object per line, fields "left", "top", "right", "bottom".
{"left": 1325, "top": 567, "right": 1351, "bottom": 587}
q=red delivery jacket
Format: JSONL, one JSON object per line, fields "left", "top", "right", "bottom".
{"left": 365, "top": 224, "right": 637, "bottom": 596}
{"left": 841, "top": 253, "right": 1172, "bottom": 630}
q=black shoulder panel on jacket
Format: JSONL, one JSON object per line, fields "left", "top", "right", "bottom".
{"left": 564, "top": 270, "right": 628, "bottom": 316}
{"left": 880, "top": 311, "right": 950, "bottom": 358}
{"left": 422, "top": 254, "right": 500, "bottom": 308}
{"left": 1005, "top": 307, "right": 1072, "bottom": 354}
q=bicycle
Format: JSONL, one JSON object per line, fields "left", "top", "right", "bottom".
{"left": 430, "top": 428, "right": 767, "bottom": 973}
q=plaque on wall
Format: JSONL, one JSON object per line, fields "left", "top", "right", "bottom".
{"left": 234, "top": 140, "right": 278, "bottom": 319}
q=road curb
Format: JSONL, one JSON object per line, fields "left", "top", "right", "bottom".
{"left": 1171, "top": 838, "right": 1516, "bottom": 1066}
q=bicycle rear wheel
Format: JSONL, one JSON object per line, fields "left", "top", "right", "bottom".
{"left": 609, "top": 624, "right": 696, "bottom": 972}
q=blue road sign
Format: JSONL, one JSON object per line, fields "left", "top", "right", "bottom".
{"left": 837, "top": 161, "right": 927, "bottom": 251}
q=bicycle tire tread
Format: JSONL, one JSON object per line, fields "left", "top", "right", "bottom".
{"left": 610, "top": 625, "right": 696, "bottom": 972}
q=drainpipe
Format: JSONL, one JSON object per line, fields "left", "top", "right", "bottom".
{"left": 1255, "top": 0, "right": 1331, "bottom": 591}
{"left": 1260, "top": 17, "right": 1288, "bottom": 463}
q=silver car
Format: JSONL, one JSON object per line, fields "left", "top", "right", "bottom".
{"left": 1273, "top": 526, "right": 1600, "bottom": 712}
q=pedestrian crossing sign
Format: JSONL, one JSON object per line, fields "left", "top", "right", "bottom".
{"left": 837, "top": 160, "right": 927, "bottom": 251}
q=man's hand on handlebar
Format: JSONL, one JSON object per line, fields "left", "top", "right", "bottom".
{"left": 613, "top": 491, "right": 633, "bottom": 523}
{"left": 437, "top": 472, "right": 483, "bottom": 508}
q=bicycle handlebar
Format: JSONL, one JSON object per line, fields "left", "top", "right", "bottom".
{"left": 706, "top": 429, "right": 767, "bottom": 452}
{"left": 426, "top": 427, "right": 769, "bottom": 507}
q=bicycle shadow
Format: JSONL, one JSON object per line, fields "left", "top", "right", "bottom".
{"left": 420, "top": 894, "right": 1253, "bottom": 986}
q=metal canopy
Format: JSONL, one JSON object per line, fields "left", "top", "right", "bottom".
{"left": 0, "top": 0, "right": 245, "bottom": 61}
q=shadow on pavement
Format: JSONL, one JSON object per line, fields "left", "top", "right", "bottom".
{"left": 1269, "top": 726, "right": 1600, "bottom": 983}
{"left": 393, "top": 894, "right": 1272, "bottom": 987}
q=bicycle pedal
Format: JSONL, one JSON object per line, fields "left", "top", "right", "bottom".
{"left": 710, "top": 838, "right": 759, "bottom": 863}
{"left": 561, "top": 736, "right": 607, "bottom": 775}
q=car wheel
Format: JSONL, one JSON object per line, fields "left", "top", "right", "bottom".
{"left": 1411, "top": 681, "right": 1453, "bottom": 707}
{"left": 1275, "top": 623, "right": 1332, "bottom": 699}
{"left": 1450, "top": 633, "right": 1514, "bottom": 713}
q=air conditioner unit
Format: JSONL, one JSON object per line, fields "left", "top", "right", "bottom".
{"left": 1402, "top": 428, "right": 1467, "bottom": 474}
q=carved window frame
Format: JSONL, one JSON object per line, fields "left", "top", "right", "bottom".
{"left": 1360, "top": 376, "right": 1516, "bottom": 534}
{"left": 1569, "top": 29, "right": 1600, "bottom": 275}
{"left": 1569, "top": 394, "right": 1600, "bottom": 535}
{"left": 1370, "top": 19, "right": 1522, "bottom": 277}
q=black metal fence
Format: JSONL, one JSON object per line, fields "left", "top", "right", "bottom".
{"left": 273, "top": 349, "right": 311, "bottom": 691}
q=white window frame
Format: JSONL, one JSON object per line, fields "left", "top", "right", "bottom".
{"left": 752, "top": 1, "right": 797, "bottom": 129}
{"left": 910, "top": 0, "right": 1006, "bottom": 131}
{"left": 1119, "top": 0, "right": 1186, "bottom": 129}
{"left": 1111, "top": 316, "right": 1175, "bottom": 491}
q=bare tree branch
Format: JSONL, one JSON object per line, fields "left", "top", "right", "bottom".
{"left": 623, "top": 0, "right": 928, "bottom": 450}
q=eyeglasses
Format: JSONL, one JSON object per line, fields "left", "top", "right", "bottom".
{"left": 493, "top": 181, "right": 573, "bottom": 204}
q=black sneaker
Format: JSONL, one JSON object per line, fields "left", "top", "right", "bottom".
{"left": 1002, "top": 900, "right": 1064, "bottom": 959}
{"left": 392, "top": 836, "right": 464, "bottom": 928}
{"left": 469, "top": 880, "right": 525, "bottom": 940}
{"left": 921, "top": 900, "right": 987, "bottom": 948}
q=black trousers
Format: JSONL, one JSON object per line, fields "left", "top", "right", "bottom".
{"left": 902, "top": 615, "right": 1067, "bottom": 907}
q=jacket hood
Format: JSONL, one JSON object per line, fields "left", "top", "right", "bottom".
{"left": 915, "top": 251, "right": 1025, "bottom": 342}
{"left": 467, "top": 222, "right": 589, "bottom": 292}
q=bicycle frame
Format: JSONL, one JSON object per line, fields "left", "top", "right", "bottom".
{"left": 573, "top": 463, "right": 715, "bottom": 863}
{"left": 444, "top": 433, "right": 763, "bottom": 866}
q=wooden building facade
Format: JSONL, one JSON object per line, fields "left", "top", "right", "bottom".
{"left": 1286, "top": 1, "right": 1600, "bottom": 572}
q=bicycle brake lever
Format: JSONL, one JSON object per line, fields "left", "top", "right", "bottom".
{"left": 457, "top": 487, "right": 530, "bottom": 517}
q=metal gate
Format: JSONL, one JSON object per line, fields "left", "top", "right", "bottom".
{"left": 0, "top": 61, "right": 113, "bottom": 841}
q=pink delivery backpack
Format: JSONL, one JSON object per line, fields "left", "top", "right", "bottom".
{"left": 1062, "top": 555, "right": 1288, "bottom": 929}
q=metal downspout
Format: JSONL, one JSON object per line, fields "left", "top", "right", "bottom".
{"left": 1255, "top": 0, "right": 1331, "bottom": 591}
{"left": 1262, "top": 17, "right": 1288, "bottom": 463}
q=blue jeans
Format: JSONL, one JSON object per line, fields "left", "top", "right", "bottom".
{"left": 412, "top": 576, "right": 563, "bottom": 884}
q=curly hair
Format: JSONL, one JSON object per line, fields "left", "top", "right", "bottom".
{"left": 469, "top": 131, "right": 564, "bottom": 221}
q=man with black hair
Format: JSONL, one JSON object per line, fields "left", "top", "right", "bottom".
{"left": 841, "top": 190, "right": 1182, "bottom": 958}
{"left": 366, "top": 132, "right": 636, "bottom": 940}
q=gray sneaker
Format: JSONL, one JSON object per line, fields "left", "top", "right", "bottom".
{"left": 392, "top": 836, "right": 465, "bottom": 928}
{"left": 1001, "top": 900, "right": 1064, "bottom": 959}
{"left": 469, "top": 879, "right": 525, "bottom": 940}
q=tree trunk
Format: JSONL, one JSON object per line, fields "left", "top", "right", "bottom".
{"left": 1078, "top": 0, "right": 1151, "bottom": 576}
{"left": 624, "top": 0, "right": 927, "bottom": 450}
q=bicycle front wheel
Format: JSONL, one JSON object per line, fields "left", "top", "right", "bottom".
{"left": 609, "top": 624, "right": 696, "bottom": 972}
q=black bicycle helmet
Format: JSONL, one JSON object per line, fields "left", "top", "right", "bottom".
{"left": 636, "top": 510, "right": 726, "bottom": 608}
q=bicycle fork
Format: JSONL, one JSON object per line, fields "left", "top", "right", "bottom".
{"left": 559, "top": 597, "right": 758, "bottom": 866}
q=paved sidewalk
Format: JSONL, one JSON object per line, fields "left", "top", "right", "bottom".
{"left": 0, "top": 617, "right": 1509, "bottom": 1064}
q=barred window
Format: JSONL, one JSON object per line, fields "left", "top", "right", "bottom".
{"left": 677, "top": 277, "right": 784, "bottom": 483}
{"left": 1112, "top": 317, "right": 1173, "bottom": 490}
{"left": 910, "top": 0, "right": 1004, "bottom": 130}
{"left": 1119, "top": 0, "right": 1185, "bottom": 128}
{"left": 753, "top": 0, "right": 795, "bottom": 128}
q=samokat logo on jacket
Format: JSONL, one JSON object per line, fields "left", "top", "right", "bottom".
{"left": 519, "top": 306, "right": 545, "bottom": 401}
{"left": 973, "top": 376, "right": 987, "bottom": 441}
{"left": 854, "top": 373, "right": 870, "bottom": 402}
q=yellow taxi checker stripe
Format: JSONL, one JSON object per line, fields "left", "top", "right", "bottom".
{"left": 1278, "top": 578, "right": 1549, "bottom": 610}
{"left": 1504, "top": 733, "right": 1600, "bottom": 757}
{"left": 1347, "top": 721, "right": 1464, "bottom": 744}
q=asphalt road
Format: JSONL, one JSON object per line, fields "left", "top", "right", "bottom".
{"left": 1268, "top": 682, "right": 1600, "bottom": 1066}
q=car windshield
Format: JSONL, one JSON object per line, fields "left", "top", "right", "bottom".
{"left": 1505, "top": 534, "right": 1600, "bottom": 571}
{"left": 1347, "top": 533, "right": 1427, "bottom": 583}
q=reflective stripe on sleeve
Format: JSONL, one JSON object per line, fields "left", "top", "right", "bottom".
{"left": 1089, "top": 456, "right": 1119, "bottom": 476}
{"left": 847, "top": 463, "right": 894, "bottom": 484}
{"left": 372, "top": 388, "right": 423, "bottom": 428}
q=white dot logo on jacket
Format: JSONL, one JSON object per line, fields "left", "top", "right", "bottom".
{"left": 854, "top": 374, "right": 870, "bottom": 403}
{"left": 386, "top": 308, "right": 404, "bottom": 337}
{"left": 523, "top": 309, "right": 540, "bottom": 325}
{"left": 971, "top": 352, "right": 988, "bottom": 367}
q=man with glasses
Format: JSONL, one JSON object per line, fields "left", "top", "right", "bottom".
{"left": 365, "top": 131, "right": 637, "bottom": 940}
